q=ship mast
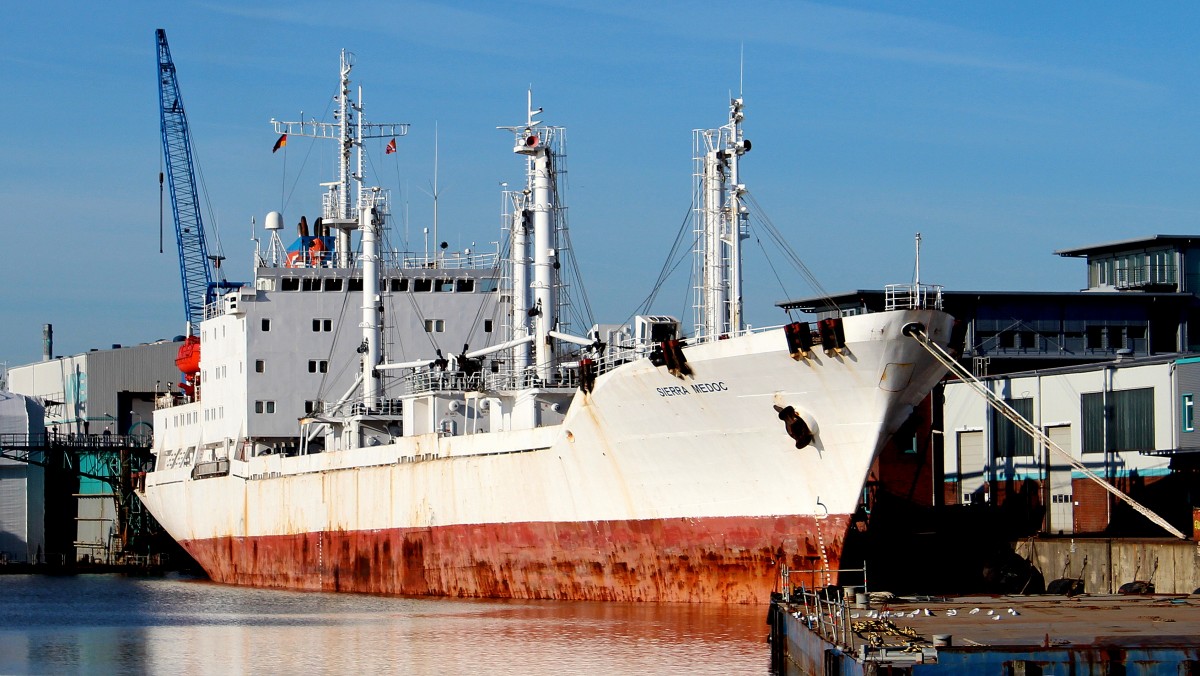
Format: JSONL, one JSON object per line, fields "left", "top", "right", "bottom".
{"left": 270, "top": 50, "right": 408, "bottom": 270}
{"left": 502, "top": 93, "right": 562, "bottom": 384}
{"left": 693, "top": 97, "right": 750, "bottom": 340}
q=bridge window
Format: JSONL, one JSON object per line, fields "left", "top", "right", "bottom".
{"left": 324, "top": 278, "right": 343, "bottom": 292}
{"left": 435, "top": 278, "right": 454, "bottom": 292}
{"left": 414, "top": 278, "right": 432, "bottom": 292}
{"left": 424, "top": 319, "right": 445, "bottom": 333}
{"left": 281, "top": 278, "right": 300, "bottom": 291}
{"left": 456, "top": 279, "right": 475, "bottom": 293}
{"left": 391, "top": 278, "right": 409, "bottom": 292}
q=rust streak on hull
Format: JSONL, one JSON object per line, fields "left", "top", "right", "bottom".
{"left": 181, "top": 514, "right": 850, "bottom": 603}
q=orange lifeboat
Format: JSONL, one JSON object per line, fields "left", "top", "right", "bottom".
{"left": 176, "top": 335, "right": 201, "bottom": 398}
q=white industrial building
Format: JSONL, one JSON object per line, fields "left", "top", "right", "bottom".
{"left": 942, "top": 354, "right": 1197, "bottom": 535}
{"left": 0, "top": 390, "right": 46, "bottom": 563}
{"left": 7, "top": 337, "right": 182, "bottom": 562}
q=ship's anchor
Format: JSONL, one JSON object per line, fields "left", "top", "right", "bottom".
{"left": 773, "top": 404, "right": 813, "bottom": 449}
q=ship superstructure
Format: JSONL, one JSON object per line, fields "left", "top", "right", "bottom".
{"left": 140, "top": 53, "right": 955, "bottom": 603}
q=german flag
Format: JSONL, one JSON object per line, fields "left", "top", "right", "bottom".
{"left": 272, "top": 133, "right": 288, "bottom": 153}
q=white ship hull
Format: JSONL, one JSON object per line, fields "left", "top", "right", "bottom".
{"left": 140, "top": 308, "right": 953, "bottom": 602}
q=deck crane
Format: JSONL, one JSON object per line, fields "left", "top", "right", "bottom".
{"left": 156, "top": 28, "right": 216, "bottom": 397}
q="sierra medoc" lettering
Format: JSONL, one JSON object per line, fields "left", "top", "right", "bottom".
{"left": 656, "top": 381, "right": 729, "bottom": 397}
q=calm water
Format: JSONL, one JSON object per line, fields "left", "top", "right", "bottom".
{"left": 0, "top": 574, "right": 773, "bottom": 674}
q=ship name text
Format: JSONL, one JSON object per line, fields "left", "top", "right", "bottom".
{"left": 656, "top": 381, "right": 729, "bottom": 397}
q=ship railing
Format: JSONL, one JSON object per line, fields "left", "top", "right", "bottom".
{"left": 780, "top": 565, "right": 870, "bottom": 653}
{"left": 482, "top": 366, "right": 580, "bottom": 392}
{"left": 402, "top": 370, "right": 485, "bottom": 395}
{"left": 391, "top": 251, "right": 501, "bottom": 270}
{"left": 884, "top": 283, "right": 943, "bottom": 311}
{"left": 346, "top": 399, "right": 404, "bottom": 417}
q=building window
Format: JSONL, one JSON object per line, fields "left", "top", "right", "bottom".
{"left": 308, "top": 359, "right": 329, "bottom": 373}
{"left": 424, "top": 319, "right": 445, "bottom": 333}
{"left": 313, "top": 319, "right": 332, "bottom": 332}
{"left": 1183, "top": 394, "right": 1194, "bottom": 433}
{"left": 484, "top": 319, "right": 493, "bottom": 333}
{"left": 992, "top": 397, "right": 1033, "bottom": 458}
{"left": 305, "top": 400, "right": 321, "bottom": 414}
{"left": 255, "top": 360, "right": 265, "bottom": 373}
{"left": 255, "top": 401, "right": 276, "bottom": 414}
{"left": 1082, "top": 388, "right": 1155, "bottom": 453}
{"left": 1086, "top": 326, "right": 1105, "bottom": 350}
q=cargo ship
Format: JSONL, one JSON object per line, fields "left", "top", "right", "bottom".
{"left": 138, "top": 52, "right": 954, "bottom": 603}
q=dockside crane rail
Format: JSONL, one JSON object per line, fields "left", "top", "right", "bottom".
{"left": 156, "top": 28, "right": 213, "bottom": 335}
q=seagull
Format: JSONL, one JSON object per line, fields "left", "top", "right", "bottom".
{"left": 851, "top": 613, "right": 860, "bottom": 619}
{"left": 922, "top": 608, "right": 933, "bottom": 617}
{"left": 968, "top": 608, "right": 980, "bottom": 615}
{"left": 992, "top": 615, "right": 1002, "bottom": 621}
{"left": 909, "top": 610, "right": 920, "bottom": 618}
{"left": 986, "top": 609, "right": 994, "bottom": 616}
{"left": 1008, "top": 608, "right": 1019, "bottom": 616}
{"left": 946, "top": 609, "right": 958, "bottom": 617}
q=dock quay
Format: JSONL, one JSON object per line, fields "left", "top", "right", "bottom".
{"left": 768, "top": 586, "right": 1200, "bottom": 674}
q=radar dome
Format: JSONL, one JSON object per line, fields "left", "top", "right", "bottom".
{"left": 265, "top": 211, "right": 284, "bottom": 231}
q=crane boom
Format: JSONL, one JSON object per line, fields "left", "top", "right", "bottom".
{"left": 156, "top": 28, "right": 213, "bottom": 335}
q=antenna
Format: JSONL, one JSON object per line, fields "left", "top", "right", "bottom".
{"left": 739, "top": 42, "right": 745, "bottom": 97}
{"left": 418, "top": 123, "right": 444, "bottom": 266}
{"left": 915, "top": 232, "right": 922, "bottom": 286}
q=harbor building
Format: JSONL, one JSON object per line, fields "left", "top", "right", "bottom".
{"left": 941, "top": 354, "right": 1195, "bottom": 536}
{"left": 6, "top": 334, "right": 182, "bottom": 564}
{"left": 0, "top": 390, "right": 46, "bottom": 563}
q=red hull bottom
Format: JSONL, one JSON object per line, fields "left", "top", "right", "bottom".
{"left": 180, "top": 514, "right": 851, "bottom": 603}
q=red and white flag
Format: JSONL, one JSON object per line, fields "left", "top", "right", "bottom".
{"left": 385, "top": 138, "right": 397, "bottom": 154}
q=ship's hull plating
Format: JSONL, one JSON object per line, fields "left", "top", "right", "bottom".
{"left": 180, "top": 514, "right": 850, "bottom": 603}
{"left": 142, "top": 308, "right": 953, "bottom": 603}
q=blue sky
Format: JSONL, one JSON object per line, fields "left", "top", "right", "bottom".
{"left": 3, "top": 2, "right": 1199, "bottom": 368}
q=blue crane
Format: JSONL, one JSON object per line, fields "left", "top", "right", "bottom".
{"left": 156, "top": 28, "right": 213, "bottom": 335}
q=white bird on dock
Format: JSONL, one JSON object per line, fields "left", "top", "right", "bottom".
{"left": 986, "top": 609, "right": 994, "bottom": 616}
{"left": 922, "top": 608, "right": 933, "bottom": 617}
{"left": 968, "top": 608, "right": 980, "bottom": 615}
{"left": 945, "top": 609, "right": 958, "bottom": 617}
{"left": 992, "top": 615, "right": 1002, "bottom": 621}
{"left": 1008, "top": 608, "right": 1019, "bottom": 616}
